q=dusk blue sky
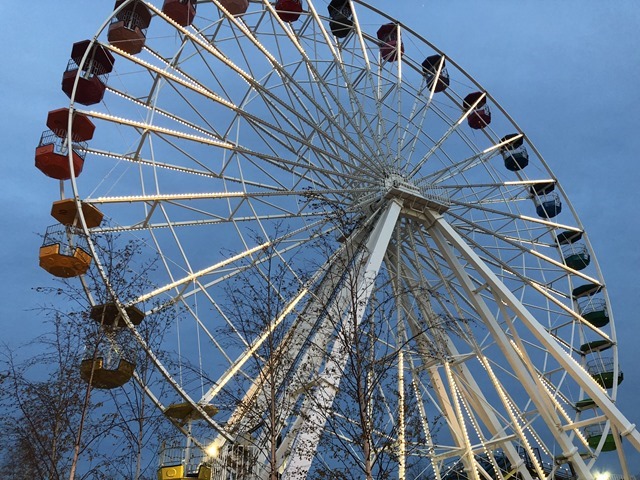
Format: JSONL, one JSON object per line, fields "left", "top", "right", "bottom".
{"left": 2, "top": 1, "right": 639, "bottom": 475}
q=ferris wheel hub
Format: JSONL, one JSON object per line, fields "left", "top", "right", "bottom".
{"left": 383, "top": 173, "right": 450, "bottom": 214}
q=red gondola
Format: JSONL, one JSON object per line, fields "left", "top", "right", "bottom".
{"left": 463, "top": 92, "right": 491, "bottom": 130}
{"left": 377, "top": 23, "right": 404, "bottom": 62}
{"left": 35, "top": 109, "right": 95, "bottom": 180}
{"left": 108, "top": 0, "right": 152, "bottom": 55}
{"left": 275, "top": 0, "right": 303, "bottom": 23}
{"left": 61, "top": 40, "right": 115, "bottom": 106}
{"left": 162, "top": 0, "right": 197, "bottom": 26}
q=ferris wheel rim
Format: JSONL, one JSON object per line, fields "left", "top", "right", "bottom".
{"left": 54, "top": 0, "right": 626, "bottom": 476}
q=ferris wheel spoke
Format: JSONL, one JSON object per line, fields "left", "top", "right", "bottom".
{"left": 325, "top": 13, "right": 399, "bottom": 157}
{"left": 398, "top": 256, "right": 544, "bottom": 470}
{"left": 268, "top": 16, "right": 371, "bottom": 162}
{"left": 193, "top": 6, "right": 386, "bottom": 170}
{"left": 448, "top": 198, "right": 574, "bottom": 234}
{"left": 426, "top": 149, "right": 502, "bottom": 185}
{"left": 107, "top": 46, "right": 374, "bottom": 183}
{"left": 92, "top": 210, "right": 322, "bottom": 234}
{"left": 85, "top": 111, "right": 368, "bottom": 189}
{"left": 407, "top": 100, "right": 487, "bottom": 179}
{"left": 397, "top": 228, "right": 479, "bottom": 324}
{"left": 304, "top": 3, "right": 392, "bottom": 161}
{"left": 87, "top": 187, "right": 363, "bottom": 211}
{"left": 81, "top": 146, "right": 297, "bottom": 191}
{"left": 197, "top": 219, "right": 367, "bottom": 416}
{"left": 431, "top": 133, "right": 527, "bottom": 185}
{"left": 421, "top": 217, "right": 596, "bottom": 477}
{"left": 135, "top": 214, "right": 339, "bottom": 311}
{"left": 397, "top": 84, "right": 440, "bottom": 171}
{"left": 230, "top": 101, "right": 374, "bottom": 185}
{"left": 391, "top": 245, "right": 506, "bottom": 428}
{"left": 429, "top": 210, "right": 640, "bottom": 458}
{"left": 445, "top": 209, "right": 602, "bottom": 289}
{"left": 104, "top": 84, "right": 223, "bottom": 139}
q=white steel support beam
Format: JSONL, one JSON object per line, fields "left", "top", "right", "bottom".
{"left": 282, "top": 200, "right": 403, "bottom": 479}
{"left": 204, "top": 223, "right": 373, "bottom": 455}
{"left": 392, "top": 244, "right": 542, "bottom": 480}
{"left": 392, "top": 238, "right": 407, "bottom": 480}
{"left": 423, "top": 210, "right": 640, "bottom": 455}
{"left": 393, "top": 261, "right": 534, "bottom": 480}
{"left": 420, "top": 211, "right": 595, "bottom": 479}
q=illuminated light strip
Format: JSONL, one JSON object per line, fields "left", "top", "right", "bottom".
{"left": 105, "top": 86, "right": 220, "bottom": 139}
{"left": 90, "top": 192, "right": 246, "bottom": 203}
{"left": 187, "top": 2, "right": 376, "bottom": 176}
{"left": 479, "top": 355, "right": 548, "bottom": 479}
{"left": 445, "top": 179, "right": 556, "bottom": 188}
{"left": 108, "top": 9, "right": 375, "bottom": 182}
{"left": 153, "top": 1, "right": 377, "bottom": 178}
{"left": 508, "top": 338, "right": 595, "bottom": 451}
{"left": 106, "top": 54, "right": 347, "bottom": 183}
{"left": 443, "top": 209, "right": 608, "bottom": 336}
{"left": 509, "top": 339, "right": 606, "bottom": 428}
{"left": 106, "top": 58, "right": 356, "bottom": 179}
{"left": 408, "top": 94, "right": 487, "bottom": 178}
{"left": 84, "top": 148, "right": 220, "bottom": 178}
{"left": 107, "top": 44, "right": 238, "bottom": 111}
{"left": 200, "top": 288, "right": 309, "bottom": 403}
{"left": 528, "top": 282, "right": 612, "bottom": 343}
{"left": 91, "top": 212, "right": 321, "bottom": 234}
{"left": 453, "top": 376, "right": 490, "bottom": 472}
{"left": 482, "top": 133, "right": 524, "bottom": 155}
{"left": 444, "top": 362, "right": 479, "bottom": 480}
{"left": 86, "top": 111, "right": 234, "bottom": 148}
{"left": 427, "top": 150, "right": 498, "bottom": 185}
{"left": 516, "top": 215, "right": 579, "bottom": 231}
{"left": 84, "top": 117, "right": 366, "bottom": 184}
{"left": 527, "top": 247, "right": 600, "bottom": 285}
{"left": 135, "top": 242, "right": 270, "bottom": 304}
{"left": 262, "top": 0, "right": 386, "bottom": 173}
{"left": 88, "top": 187, "right": 373, "bottom": 205}
{"left": 446, "top": 198, "right": 576, "bottom": 233}
{"left": 82, "top": 147, "right": 350, "bottom": 191}
{"left": 503, "top": 179, "right": 555, "bottom": 186}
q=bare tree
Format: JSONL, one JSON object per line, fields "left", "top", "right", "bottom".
{"left": 0, "top": 233, "right": 173, "bottom": 480}
{"left": 281, "top": 201, "right": 455, "bottom": 480}
{"left": 217, "top": 227, "right": 303, "bottom": 480}
{"left": 0, "top": 311, "right": 111, "bottom": 480}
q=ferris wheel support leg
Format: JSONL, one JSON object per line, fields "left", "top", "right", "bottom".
{"left": 281, "top": 200, "right": 403, "bottom": 479}
{"left": 393, "top": 264, "right": 535, "bottom": 480}
{"left": 388, "top": 252, "right": 531, "bottom": 479}
{"left": 422, "top": 211, "right": 595, "bottom": 479}
{"left": 425, "top": 211, "right": 640, "bottom": 457}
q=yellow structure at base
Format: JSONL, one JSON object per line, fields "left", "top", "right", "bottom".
{"left": 158, "top": 464, "right": 212, "bottom": 480}
{"left": 158, "top": 464, "right": 184, "bottom": 479}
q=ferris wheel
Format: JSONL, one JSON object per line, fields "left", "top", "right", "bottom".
{"left": 34, "top": 0, "right": 640, "bottom": 478}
